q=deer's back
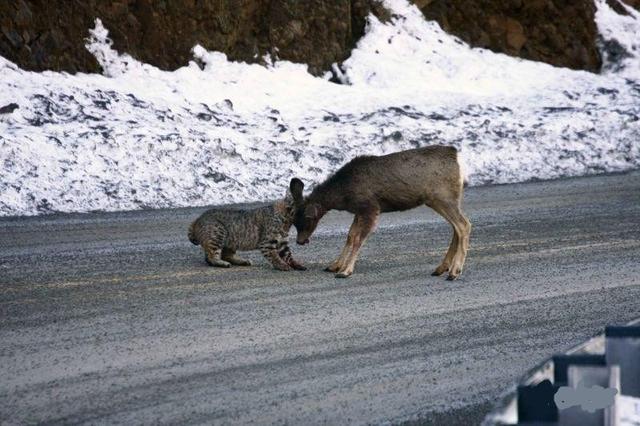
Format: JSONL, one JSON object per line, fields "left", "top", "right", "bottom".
{"left": 322, "top": 146, "right": 462, "bottom": 213}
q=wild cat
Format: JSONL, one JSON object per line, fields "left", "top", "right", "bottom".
{"left": 188, "top": 181, "right": 306, "bottom": 271}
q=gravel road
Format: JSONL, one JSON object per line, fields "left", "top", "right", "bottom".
{"left": 1, "top": 172, "right": 639, "bottom": 425}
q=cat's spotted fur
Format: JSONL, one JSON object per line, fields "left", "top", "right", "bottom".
{"left": 188, "top": 186, "right": 305, "bottom": 271}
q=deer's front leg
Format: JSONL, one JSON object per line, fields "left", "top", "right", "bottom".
{"left": 325, "top": 215, "right": 360, "bottom": 273}
{"left": 335, "top": 209, "right": 379, "bottom": 278}
{"left": 260, "top": 239, "right": 292, "bottom": 271}
{"left": 279, "top": 243, "right": 307, "bottom": 271}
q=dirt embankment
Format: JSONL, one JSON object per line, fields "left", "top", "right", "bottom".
{"left": 0, "top": 0, "right": 637, "bottom": 75}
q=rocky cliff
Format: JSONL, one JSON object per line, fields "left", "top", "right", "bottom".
{"left": 0, "top": 0, "right": 636, "bottom": 75}
{"left": 0, "top": 0, "right": 388, "bottom": 75}
{"left": 418, "top": 0, "right": 603, "bottom": 71}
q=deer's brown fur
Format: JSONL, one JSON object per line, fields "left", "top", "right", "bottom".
{"left": 290, "top": 145, "right": 471, "bottom": 279}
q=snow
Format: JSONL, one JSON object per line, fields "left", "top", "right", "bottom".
{"left": 0, "top": 0, "right": 638, "bottom": 216}
{"left": 596, "top": 0, "right": 640, "bottom": 78}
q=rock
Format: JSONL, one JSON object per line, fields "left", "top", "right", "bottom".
{"left": 608, "top": 0, "right": 640, "bottom": 14}
{"left": 1, "top": 26, "right": 22, "bottom": 48}
{"left": 418, "top": 0, "right": 603, "bottom": 72}
{"left": 625, "top": 0, "right": 640, "bottom": 9}
{"left": 0, "top": 0, "right": 386, "bottom": 76}
{"left": 505, "top": 18, "right": 526, "bottom": 51}
{"left": 0, "top": 103, "right": 19, "bottom": 114}
{"left": 0, "top": 0, "right": 623, "bottom": 75}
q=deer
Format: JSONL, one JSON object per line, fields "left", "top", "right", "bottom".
{"left": 289, "top": 145, "right": 471, "bottom": 280}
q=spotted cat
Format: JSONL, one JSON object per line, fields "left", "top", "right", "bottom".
{"left": 188, "top": 180, "right": 306, "bottom": 271}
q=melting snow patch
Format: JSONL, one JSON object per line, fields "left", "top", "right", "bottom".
{"left": 0, "top": 0, "right": 638, "bottom": 216}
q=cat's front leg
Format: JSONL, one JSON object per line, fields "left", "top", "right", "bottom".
{"left": 279, "top": 243, "right": 307, "bottom": 271}
{"left": 259, "top": 239, "right": 292, "bottom": 271}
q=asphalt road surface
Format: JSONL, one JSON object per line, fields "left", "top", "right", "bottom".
{"left": 1, "top": 172, "right": 639, "bottom": 425}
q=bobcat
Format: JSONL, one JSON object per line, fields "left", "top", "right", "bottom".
{"left": 188, "top": 180, "right": 306, "bottom": 271}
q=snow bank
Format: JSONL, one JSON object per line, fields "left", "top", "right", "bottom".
{"left": 0, "top": 0, "right": 638, "bottom": 216}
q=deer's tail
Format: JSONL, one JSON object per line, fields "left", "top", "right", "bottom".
{"left": 457, "top": 149, "right": 470, "bottom": 188}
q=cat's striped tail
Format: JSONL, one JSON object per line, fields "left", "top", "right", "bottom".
{"left": 188, "top": 221, "right": 200, "bottom": 245}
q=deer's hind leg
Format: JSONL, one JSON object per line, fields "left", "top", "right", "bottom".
{"left": 430, "top": 229, "right": 458, "bottom": 277}
{"left": 445, "top": 204, "right": 471, "bottom": 280}
{"left": 222, "top": 247, "right": 252, "bottom": 266}
{"left": 428, "top": 198, "right": 471, "bottom": 280}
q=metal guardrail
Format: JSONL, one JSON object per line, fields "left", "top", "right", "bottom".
{"left": 482, "top": 318, "right": 640, "bottom": 426}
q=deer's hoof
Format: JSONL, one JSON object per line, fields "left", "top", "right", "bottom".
{"left": 324, "top": 266, "right": 339, "bottom": 273}
{"left": 447, "top": 267, "right": 462, "bottom": 280}
{"left": 432, "top": 265, "right": 450, "bottom": 276}
{"left": 335, "top": 272, "right": 352, "bottom": 279}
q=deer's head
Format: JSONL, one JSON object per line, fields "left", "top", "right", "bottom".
{"left": 289, "top": 178, "right": 324, "bottom": 245}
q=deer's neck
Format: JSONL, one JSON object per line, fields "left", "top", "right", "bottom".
{"left": 309, "top": 184, "right": 341, "bottom": 212}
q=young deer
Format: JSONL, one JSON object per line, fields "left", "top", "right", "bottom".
{"left": 290, "top": 145, "right": 471, "bottom": 280}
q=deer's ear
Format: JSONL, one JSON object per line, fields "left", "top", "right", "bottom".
{"left": 289, "top": 178, "right": 304, "bottom": 205}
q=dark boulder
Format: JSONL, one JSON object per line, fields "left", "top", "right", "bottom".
{"left": 417, "top": 0, "right": 604, "bottom": 72}
{"left": 0, "top": 0, "right": 385, "bottom": 76}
